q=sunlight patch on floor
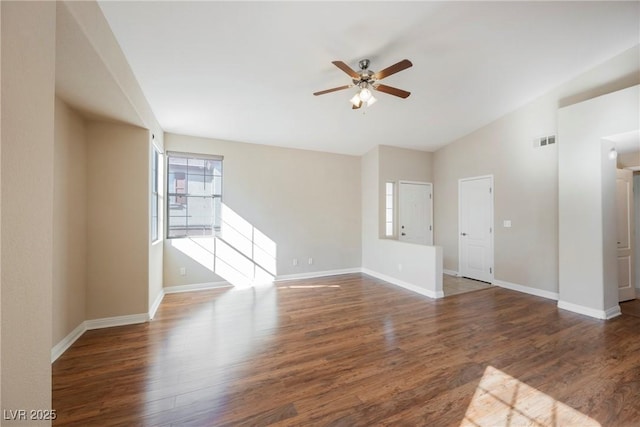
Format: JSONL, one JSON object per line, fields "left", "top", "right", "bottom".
{"left": 462, "top": 366, "right": 600, "bottom": 427}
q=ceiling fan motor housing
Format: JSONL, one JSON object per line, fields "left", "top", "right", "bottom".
{"left": 354, "top": 59, "right": 375, "bottom": 85}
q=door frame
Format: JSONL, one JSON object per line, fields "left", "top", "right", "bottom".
{"left": 398, "top": 181, "right": 433, "bottom": 245}
{"left": 458, "top": 175, "right": 494, "bottom": 282}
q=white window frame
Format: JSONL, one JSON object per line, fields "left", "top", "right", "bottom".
{"left": 385, "top": 181, "right": 395, "bottom": 237}
{"left": 166, "top": 151, "right": 223, "bottom": 239}
{"left": 151, "top": 146, "right": 161, "bottom": 243}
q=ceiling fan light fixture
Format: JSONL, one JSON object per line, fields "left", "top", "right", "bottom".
{"left": 359, "top": 87, "right": 372, "bottom": 102}
{"left": 314, "top": 59, "right": 412, "bottom": 109}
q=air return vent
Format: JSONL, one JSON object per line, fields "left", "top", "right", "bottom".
{"left": 534, "top": 135, "right": 556, "bottom": 148}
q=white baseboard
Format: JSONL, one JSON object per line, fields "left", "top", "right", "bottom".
{"left": 493, "top": 279, "right": 558, "bottom": 301}
{"left": 605, "top": 305, "right": 622, "bottom": 319}
{"left": 51, "top": 322, "right": 87, "bottom": 363}
{"left": 52, "top": 312, "right": 149, "bottom": 363}
{"left": 557, "top": 300, "right": 621, "bottom": 320}
{"left": 163, "top": 280, "right": 230, "bottom": 294}
{"left": 361, "top": 268, "right": 443, "bottom": 299}
{"left": 276, "top": 268, "right": 361, "bottom": 282}
{"left": 149, "top": 289, "right": 165, "bottom": 320}
{"left": 443, "top": 269, "right": 459, "bottom": 277}
{"left": 85, "top": 313, "right": 148, "bottom": 330}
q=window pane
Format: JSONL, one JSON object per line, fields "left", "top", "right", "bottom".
{"left": 168, "top": 156, "right": 187, "bottom": 168}
{"left": 188, "top": 175, "right": 206, "bottom": 196}
{"left": 386, "top": 223, "right": 393, "bottom": 236}
{"left": 211, "top": 160, "right": 222, "bottom": 177}
{"left": 152, "top": 216, "right": 158, "bottom": 241}
{"left": 213, "top": 176, "right": 222, "bottom": 195}
{"left": 167, "top": 152, "right": 222, "bottom": 238}
{"left": 386, "top": 208, "right": 393, "bottom": 223}
{"left": 187, "top": 158, "right": 206, "bottom": 175}
{"left": 187, "top": 196, "right": 212, "bottom": 217}
{"left": 213, "top": 197, "right": 222, "bottom": 229}
{"left": 168, "top": 195, "right": 186, "bottom": 210}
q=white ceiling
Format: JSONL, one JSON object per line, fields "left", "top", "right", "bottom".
{"left": 98, "top": 1, "right": 639, "bottom": 156}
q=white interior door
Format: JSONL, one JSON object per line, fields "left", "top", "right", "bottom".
{"left": 616, "top": 168, "right": 635, "bottom": 302}
{"left": 398, "top": 181, "right": 432, "bottom": 245}
{"left": 459, "top": 176, "right": 493, "bottom": 283}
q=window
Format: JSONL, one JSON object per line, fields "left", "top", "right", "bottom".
{"left": 167, "top": 151, "right": 223, "bottom": 238}
{"left": 385, "top": 181, "right": 394, "bottom": 237}
{"left": 151, "top": 147, "right": 161, "bottom": 242}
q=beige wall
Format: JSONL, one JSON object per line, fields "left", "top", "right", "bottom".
{"left": 53, "top": 98, "right": 87, "bottom": 345}
{"left": 378, "top": 145, "right": 433, "bottom": 238}
{"left": 362, "top": 146, "right": 442, "bottom": 297}
{"left": 433, "top": 45, "right": 640, "bottom": 293}
{"left": 558, "top": 86, "right": 639, "bottom": 317}
{"left": 1, "top": 0, "right": 56, "bottom": 420}
{"left": 163, "top": 133, "right": 361, "bottom": 287}
{"left": 57, "top": 0, "right": 165, "bottom": 320}
{"left": 86, "top": 122, "right": 149, "bottom": 319}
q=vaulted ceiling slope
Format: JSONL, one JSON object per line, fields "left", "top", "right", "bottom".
{"left": 98, "top": 1, "right": 639, "bottom": 156}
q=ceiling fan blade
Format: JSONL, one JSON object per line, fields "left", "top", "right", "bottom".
{"left": 352, "top": 100, "right": 363, "bottom": 110}
{"left": 313, "top": 85, "right": 352, "bottom": 96}
{"left": 332, "top": 61, "right": 360, "bottom": 79}
{"left": 373, "top": 84, "right": 411, "bottom": 99}
{"left": 373, "top": 59, "right": 413, "bottom": 80}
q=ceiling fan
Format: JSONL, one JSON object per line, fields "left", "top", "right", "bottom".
{"left": 313, "top": 58, "right": 413, "bottom": 109}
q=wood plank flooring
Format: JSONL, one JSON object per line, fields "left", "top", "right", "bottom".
{"left": 52, "top": 274, "right": 640, "bottom": 426}
{"left": 443, "top": 274, "right": 492, "bottom": 296}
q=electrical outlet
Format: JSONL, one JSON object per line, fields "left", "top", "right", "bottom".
{"left": 179, "top": 267, "right": 186, "bottom": 276}
{"left": 308, "top": 257, "right": 313, "bottom": 265}
{"left": 398, "top": 263, "right": 403, "bottom": 272}
{"left": 292, "top": 258, "right": 298, "bottom": 266}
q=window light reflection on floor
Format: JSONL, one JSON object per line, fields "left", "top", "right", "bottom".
{"left": 462, "top": 366, "right": 600, "bottom": 427}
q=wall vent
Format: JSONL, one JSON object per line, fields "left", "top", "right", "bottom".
{"left": 534, "top": 135, "right": 557, "bottom": 148}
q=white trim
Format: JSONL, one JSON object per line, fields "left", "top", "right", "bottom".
{"left": 493, "top": 279, "right": 558, "bottom": 301}
{"left": 163, "top": 280, "right": 230, "bottom": 294}
{"left": 605, "top": 305, "right": 622, "bottom": 319}
{"left": 443, "top": 269, "right": 459, "bottom": 277}
{"left": 361, "top": 268, "right": 443, "bottom": 299}
{"left": 51, "top": 322, "right": 87, "bottom": 363}
{"left": 557, "top": 300, "right": 621, "bottom": 320}
{"left": 85, "top": 313, "right": 148, "bottom": 330}
{"left": 276, "top": 268, "right": 362, "bottom": 282}
{"left": 52, "top": 312, "right": 151, "bottom": 363}
{"left": 149, "top": 289, "right": 165, "bottom": 320}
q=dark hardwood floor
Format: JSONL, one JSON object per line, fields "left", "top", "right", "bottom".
{"left": 52, "top": 274, "right": 640, "bottom": 426}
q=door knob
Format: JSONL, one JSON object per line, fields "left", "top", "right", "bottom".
{"left": 461, "top": 232, "right": 467, "bottom": 236}
{"left": 401, "top": 232, "right": 406, "bottom": 236}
